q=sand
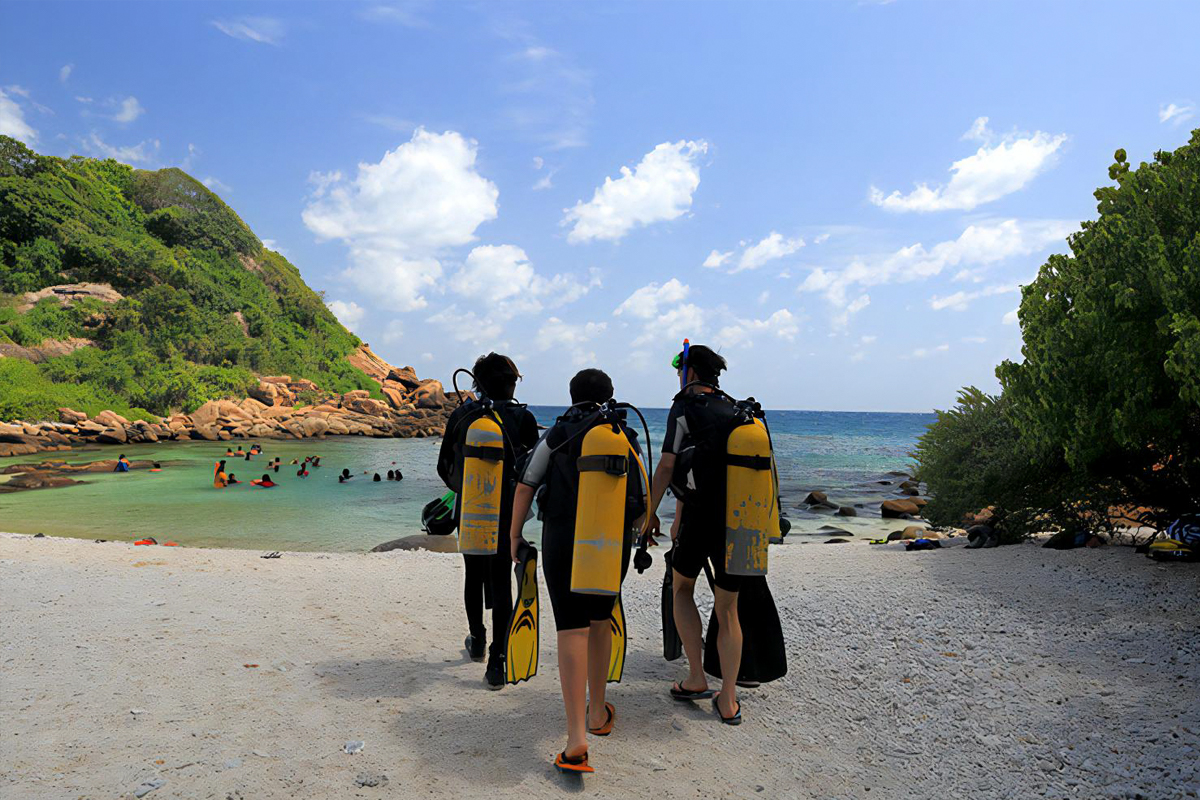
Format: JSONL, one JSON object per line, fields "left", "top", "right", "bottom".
{"left": 2, "top": 532, "right": 1198, "bottom": 800}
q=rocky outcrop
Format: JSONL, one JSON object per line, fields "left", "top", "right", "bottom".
{"left": 881, "top": 499, "right": 922, "bottom": 519}
{"left": 371, "top": 535, "right": 459, "bottom": 554}
{"left": 0, "top": 337, "right": 94, "bottom": 363}
{"left": 17, "top": 283, "right": 124, "bottom": 313}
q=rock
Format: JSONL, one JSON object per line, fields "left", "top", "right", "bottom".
{"left": 371, "top": 535, "right": 459, "bottom": 554}
{"left": 899, "top": 480, "right": 918, "bottom": 491}
{"left": 387, "top": 365, "right": 421, "bottom": 390}
{"left": 345, "top": 397, "right": 389, "bottom": 416}
{"left": 824, "top": 538, "right": 851, "bottom": 544}
{"left": 93, "top": 409, "right": 130, "bottom": 428}
{"left": 380, "top": 385, "right": 406, "bottom": 409}
{"left": 96, "top": 427, "right": 127, "bottom": 445}
{"left": 901, "top": 525, "right": 929, "bottom": 540}
{"left": 0, "top": 337, "right": 95, "bottom": 363}
{"left": 900, "top": 486, "right": 920, "bottom": 496}
{"left": 881, "top": 499, "right": 921, "bottom": 518}
{"left": 248, "top": 380, "right": 284, "bottom": 407}
{"left": 4, "top": 473, "right": 81, "bottom": 490}
{"left": 355, "top": 773, "right": 389, "bottom": 788}
{"left": 18, "top": 282, "right": 123, "bottom": 313}
{"left": 886, "top": 531, "right": 903, "bottom": 541}
{"left": 414, "top": 380, "right": 449, "bottom": 410}
{"left": 815, "top": 526, "right": 853, "bottom": 536}
{"left": 803, "top": 491, "right": 828, "bottom": 505}
{"left": 343, "top": 740, "right": 365, "bottom": 754}
{"left": 341, "top": 389, "right": 371, "bottom": 403}
{"left": 189, "top": 400, "right": 223, "bottom": 429}
{"left": 133, "top": 779, "right": 166, "bottom": 798}
{"left": 57, "top": 407, "right": 88, "bottom": 424}
{"left": 346, "top": 343, "right": 394, "bottom": 382}
{"left": 0, "top": 443, "right": 39, "bottom": 457}
{"left": 837, "top": 506, "right": 857, "bottom": 517}
{"left": 876, "top": 480, "right": 892, "bottom": 485}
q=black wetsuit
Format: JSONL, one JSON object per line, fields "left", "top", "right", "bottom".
{"left": 519, "top": 406, "right": 645, "bottom": 630}
{"left": 437, "top": 398, "right": 539, "bottom": 657}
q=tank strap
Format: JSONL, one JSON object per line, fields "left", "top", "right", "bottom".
{"left": 463, "top": 445, "right": 503, "bottom": 462}
{"left": 725, "top": 454, "right": 771, "bottom": 471}
{"left": 577, "top": 454, "right": 628, "bottom": 476}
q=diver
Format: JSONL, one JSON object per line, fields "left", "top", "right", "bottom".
{"left": 437, "top": 353, "right": 540, "bottom": 689}
{"left": 509, "top": 368, "right": 649, "bottom": 774}
{"left": 642, "top": 344, "right": 756, "bottom": 726}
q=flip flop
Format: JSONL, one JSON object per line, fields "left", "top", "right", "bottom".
{"left": 712, "top": 692, "right": 742, "bottom": 726}
{"left": 670, "top": 681, "right": 714, "bottom": 701}
{"left": 587, "top": 702, "right": 615, "bottom": 736}
{"left": 554, "top": 750, "right": 594, "bottom": 774}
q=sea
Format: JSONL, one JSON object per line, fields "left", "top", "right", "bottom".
{"left": 0, "top": 408, "right": 934, "bottom": 552}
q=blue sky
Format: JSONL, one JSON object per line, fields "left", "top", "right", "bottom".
{"left": 3, "top": 1, "right": 1198, "bottom": 410}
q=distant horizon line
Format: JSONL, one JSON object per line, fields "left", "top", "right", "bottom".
{"left": 520, "top": 403, "right": 936, "bottom": 415}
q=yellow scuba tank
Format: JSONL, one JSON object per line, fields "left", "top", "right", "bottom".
{"left": 570, "top": 423, "right": 630, "bottom": 596}
{"left": 458, "top": 413, "right": 505, "bottom": 555}
{"left": 724, "top": 417, "right": 775, "bottom": 576}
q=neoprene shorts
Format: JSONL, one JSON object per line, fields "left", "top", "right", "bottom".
{"left": 671, "top": 509, "right": 743, "bottom": 593}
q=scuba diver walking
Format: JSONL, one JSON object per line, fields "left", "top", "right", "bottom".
{"left": 437, "top": 353, "right": 540, "bottom": 689}
{"left": 508, "top": 368, "right": 650, "bottom": 775}
{"left": 642, "top": 343, "right": 778, "bottom": 726}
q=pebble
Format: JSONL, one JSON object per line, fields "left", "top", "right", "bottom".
{"left": 343, "top": 740, "right": 365, "bottom": 754}
{"left": 223, "top": 758, "right": 242, "bottom": 769}
{"left": 355, "top": 772, "right": 388, "bottom": 787}
{"left": 133, "top": 779, "right": 165, "bottom": 797}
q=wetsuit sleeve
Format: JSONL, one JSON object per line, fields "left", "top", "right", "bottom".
{"left": 436, "top": 407, "right": 461, "bottom": 488}
{"left": 519, "top": 434, "right": 552, "bottom": 488}
{"left": 661, "top": 399, "right": 690, "bottom": 455}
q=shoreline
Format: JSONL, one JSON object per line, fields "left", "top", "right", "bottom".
{"left": 4, "top": 531, "right": 1197, "bottom": 799}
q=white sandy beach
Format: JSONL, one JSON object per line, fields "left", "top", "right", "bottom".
{"left": 2, "top": 532, "right": 1197, "bottom": 800}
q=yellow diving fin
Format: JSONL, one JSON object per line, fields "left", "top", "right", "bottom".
{"left": 505, "top": 542, "right": 539, "bottom": 684}
{"left": 607, "top": 593, "right": 626, "bottom": 683}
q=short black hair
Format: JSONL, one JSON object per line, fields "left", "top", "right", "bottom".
{"left": 473, "top": 352, "right": 521, "bottom": 400}
{"left": 678, "top": 344, "right": 727, "bottom": 385}
{"left": 569, "top": 368, "right": 613, "bottom": 405}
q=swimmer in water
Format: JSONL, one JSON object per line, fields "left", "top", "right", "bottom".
{"left": 150, "top": 462, "right": 162, "bottom": 472}
{"left": 373, "top": 473, "right": 381, "bottom": 482}
{"left": 213, "top": 460, "right": 228, "bottom": 488}
{"left": 341, "top": 468, "right": 352, "bottom": 481}
{"left": 251, "top": 474, "right": 277, "bottom": 487}
{"left": 297, "top": 464, "right": 309, "bottom": 477}
{"left": 227, "top": 473, "right": 241, "bottom": 485}
{"left": 386, "top": 469, "right": 395, "bottom": 480}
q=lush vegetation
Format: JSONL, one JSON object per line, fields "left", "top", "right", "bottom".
{"left": 0, "top": 136, "right": 380, "bottom": 419}
{"left": 915, "top": 129, "right": 1200, "bottom": 537}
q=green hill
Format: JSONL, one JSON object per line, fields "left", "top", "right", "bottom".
{"left": 0, "top": 135, "right": 380, "bottom": 421}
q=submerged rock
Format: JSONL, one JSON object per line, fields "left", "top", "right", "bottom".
{"left": 371, "top": 535, "right": 459, "bottom": 554}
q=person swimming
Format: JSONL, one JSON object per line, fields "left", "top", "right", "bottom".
{"left": 291, "top": 459, "right": 299, "bottom": 465}
{"left": 386, "top": 469, "right": 395, "bottom": 480}
{"left": 373, "top": 473, "right": 381, "bottom": 482}
{"left": 227, "top": 473, "right": 241, "bottom": 485}
{"left": 213, "top": 460, "right": 228, "bottom": 488}
{"left": 235, "top": 446, "right": 244, "bottom": 456}
{"left": 114, "top": 454, "right": 131, "bottom": 472}
{"left": 273, "top": 463, "right": 280, "bottom": 473}
{"left": 225, "top": 448, "right": 236, "bottom": 456}
{"left": 341, "top": 468, "right": 352, "bottom": 481}
{"left": 150, "top": 462, "right": 162, "bottom": 472}
{"left": 297, "top": 464, "right": 309, "bottom": 477}
{"left": 251, "top": 474, "right": 277, "bottom": 487}
{"left": 395, "top": 470, "right": 403, "bottom": 481}
{"left": 338, "top": 475, "right": 347, "bottom": 484}
{"left": 311, "top": 456, "right": 321, "bottom": 467}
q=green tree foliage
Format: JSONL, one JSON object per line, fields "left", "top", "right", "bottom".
{"left": 0, "top": 135, "right": 381, "bottom": 419}
{"left": 916, "top": 129, "right": 1200, "bottom": 534}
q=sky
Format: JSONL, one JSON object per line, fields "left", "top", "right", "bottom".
{"left": 2, "top": 0, "right": 1198, "bottom": 411}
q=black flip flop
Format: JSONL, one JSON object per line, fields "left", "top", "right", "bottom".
{"left": 670, "top": 681, "right": 714, "bottom": 701}
{"left": 712, "top": 692, "right": 742, "bottom": 725}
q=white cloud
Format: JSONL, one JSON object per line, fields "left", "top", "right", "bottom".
{"left": 537, "top": 317, "right": 607, "bottom": 365}
{"left": 814, "top": 233, "right": 831, "bottom": 244}
{"left": 563, "top": 140, "right": 707, "bottom": 243}
{"left": 703, "top": 249, "right": 733, "bottom": 269}
{"left": 716, "top": 309, "right": 800, "bottom": 348}
{"left": 306, "top": 170, "right": 343, "bottom": 198}
{"left": 74, "top": 96, "right": 93, "bottom": 105}
{"left": 870, "top": 119, "right": 1067, "bottom": 212}
{"left": 0, "top": 88, "right": 36, "bottom": 143}
{"left": 260, "top": 238, "right": 287, "bottom": 256}
{"left": 532, "top": 156, "right": 544, "bottom": 170}
{"left": 359, "top": 4, "right": 430, "bottom": 26}
{"left": 734, "top": 232, "right": 804, "bottom": 272}
{"left": 532, "top": 169, "right": 556, "bottom": 191}
{"left": 1002, "top": 308, "right": 1020, "bottom": 326}
{"left": 81, "top": 132, "right": 159, "bottom": 163}
{"left": 929, "top": 283, "right": 1018, "bottom": 311}
{"left": 301, "top": 128, "right": 499, "bottom": 311}
{"left": 112, "top": 96, "right": 144, "bottom": 123}
{"left": 212, "top": 17, "right": 284, "bottom": 44}
{"left": 426, "top": 306, "right": 504, "bottom": 345}
{"left": 911, "top": 344, "right": 950, "bottom": 358}
{"left": 798, "top": 219, "right": 1072, "bottom": 307}
{"left": 449, "top": 244, "right": 597, "bottom": 318}
{"left": 60, "top": 64, "right": 73, "bottom": 83}
{"left": 614, "top": 278, "right": 690, "bottom": 320}
{"left": 328, "top": 300, "right": 365, "bottom": 331}
{"left": 1159, "top": 102, "right": 1195, "bottom": 126}
{"left": 860, "top": 335, "right": 877, "bottom": 344}
{"left": 961, "top": 336, "right": 988, "bottom": 344}
{"left": 832, "top": 293, "right": 870, "bottom": 329}
{"left": 202, "top": 176, "right": 232, "bottom": 193}
{"left": 633, "top": 304, "right": 706, "bottom": 348}
{"left": 962, "top": 115, "right": 991, "bottom": 142}
{"left": 502, "top": 41, "right": 592, "bottom": 150}
{"left": 382, "top": 320, "right": 405, "bottom": 344}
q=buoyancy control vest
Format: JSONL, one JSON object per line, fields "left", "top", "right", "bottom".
{"left": 669, "top": 386, "right": 778, "bottom": 576}
{"left": 541, "top": 404, "right": 649, "bottom": 596}
{"left": 452, "top": 398, "right": 528, "bottom": 556}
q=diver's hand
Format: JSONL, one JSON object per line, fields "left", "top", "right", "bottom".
{"left": 510, "top": 535, "right": 527, "bottom": 564}
{"left": 635, "top": 512, "right": 660, "bottom": 540}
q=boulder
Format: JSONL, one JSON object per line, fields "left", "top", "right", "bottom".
{"left": 288, "top": 378, "right": 319, "bottom": 394}
{"left": 249, "top": 380, "right": 286, "bottom": 407}
{"left": 4, "top": 473, "right": 81, "bottom": 490}
{"left": 17, "top": 282, "right": 123, "bottom": 313}
{"left": 881, "top": 499, "right": 921, "bottom": 519}
{"left": 837, "top": 506, "right": 857, "bottom": 517}
{"left": 96, "top": 427, "right": 127, "bottom": 445}
{"left": 342, "top": 390, "right": 371, "bottom": 403}
{"left": 824, "top": 538, "right": 851, "bottom": 544}
{"left": 380, "top": 385, "right": 406, "bottom": 409}
{"left": 93, "top": 410, "right": 130, "bottom": 428}
{"left": 58, "top": 408, "right": 88, "bottom": 424}
{"left": 240, "top": 397, "right": 269, "bottom": 416}
{"left": 899, "top": 480, "right": 919, "bottom": 491}
{"left": 900, "top": 525, "right": 929, "bottom": 540}
{"left": 190, "top": 400, "right": 223, "bottom": 429}
{"left": 261, "top": 375, "right": 293, "bottom": 385}
{"left": 900, "top": 486, "right": 920, "bottom": 496}
{"left": 911, "top": 497, "right": 928, "bottom": 509}
{"left": 0, "top": 442, "right": 38, "bottom": 457}
{"left": 347, "top": 344, "right": 394, "bottom": 382}
{"left": 0, "top": 431, "right": 43, "bottom": 447}
{"left": 413, "top": 380, "right": 449, "bottom": 410}
{"left": 803, "top": 491, "right": 828, "bottom": 505}
{"left": 345, "top": 397, "right": 390, "bottom": 416}
{"left": 386, "top": 366, "right": 422, "bottom": 391}
{"left": 371, "top": 535, "right": 459, "bottom": 554}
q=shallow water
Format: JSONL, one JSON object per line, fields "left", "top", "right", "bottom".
{"left": 0, "top": 407, "right": 933, "bottom": 551}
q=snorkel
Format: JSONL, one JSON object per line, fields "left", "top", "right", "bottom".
{"left": 680, "top": 338, "right": 690, "bottom": 391}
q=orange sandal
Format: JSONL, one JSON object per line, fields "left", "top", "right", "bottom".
{"left": 587, "top": 702, "right": 615, "bottom": 736}
{"left": 554, "top": 750, "right": 594, "bottom": 774}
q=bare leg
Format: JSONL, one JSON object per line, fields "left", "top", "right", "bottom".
{"left": 586, "top": 619, "right": 611, "bottom": 730}
{"left": 672, "top": 571, "right": 707, "bottom": 692}
{"left": 557, "top": 628, "right": 589, "bottom": 757}
{"left": 713, "top": 587, "right": 742, "bottom": 717}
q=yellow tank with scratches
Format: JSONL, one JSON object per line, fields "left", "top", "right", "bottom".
{"left": 724, "top": 418, "right": 775, "bottom": 576}
{"left": 458, "top": 414, "right": 504, "bottom": 555}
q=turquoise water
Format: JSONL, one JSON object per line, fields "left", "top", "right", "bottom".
{"left": 0, "top": 407, "right": 933, "bottom": 551}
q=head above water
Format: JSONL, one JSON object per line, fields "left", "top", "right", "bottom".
{"left": 472, "top": 352, "right": 521, "bottom": 401}
{"left": 674, "top": 344, "right": 726, "bottom": 387}
{"left": 569, "top": 368, "right": 614, "bottom": 405}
